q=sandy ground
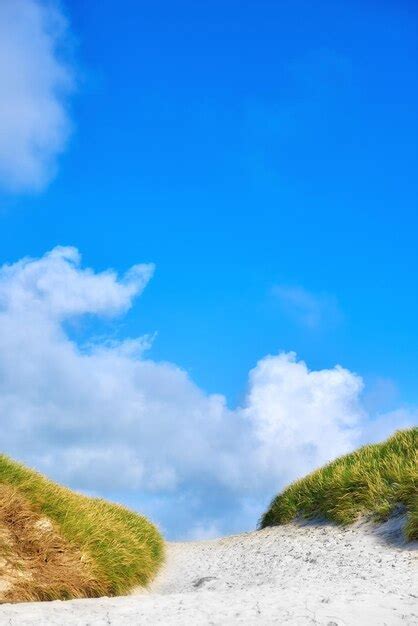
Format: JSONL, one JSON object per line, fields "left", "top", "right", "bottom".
{"left": 0, "top": 515, "right": 416, "bottom": 625}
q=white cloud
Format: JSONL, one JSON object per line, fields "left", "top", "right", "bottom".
{"left": 0, "top": 247, "right": 411, "bottom": 537}
{"left": 0, "top": 246, "right": 154, "bottom": 317}
{"left": 243, "top": 353, "right": 363, "bottom": 486}
{"left": 0, "top": 0, "right": 73, "bottom": 192}
{"left": 273, "top": 284, "right": 342, "bottom": 329}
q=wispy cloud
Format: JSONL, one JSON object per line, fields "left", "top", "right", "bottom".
{"left": 273, "top": 284, "right": 342, "bottom": 329}
{"left": 0, "top": 0, "right": 74, "bottom": 192}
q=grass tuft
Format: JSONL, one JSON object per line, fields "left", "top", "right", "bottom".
{"left": 0, "top": 455, "right": 164, "bottom": 602}
{"left": 260, "top": 428, "right": 418, "bottom": 540}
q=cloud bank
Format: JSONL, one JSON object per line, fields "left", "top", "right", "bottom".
{"left": 0, "top": 248, "right": 412, "bottom": 537}
{"left": 0, "top": 0, "right": 73, "bottom": 192}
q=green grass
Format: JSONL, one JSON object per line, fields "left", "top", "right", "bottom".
{"left": 0, "top": 454, "right": 164, "bottom": 598}
{"left": 260, "top": 428, "right": 418, "bottom": 540}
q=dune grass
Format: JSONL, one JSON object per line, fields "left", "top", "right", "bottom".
{"left": 0, "top": 455, "right": 164, "bottom": 602}
{"left": 260, "top": 428, "right": 418, "bottom": 540}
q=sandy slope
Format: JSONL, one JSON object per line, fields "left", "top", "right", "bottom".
{"left": 0, "top": 516, "right": 417, "bottom": 625}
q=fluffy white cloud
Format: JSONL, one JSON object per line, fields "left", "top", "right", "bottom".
{"left": 243, "top": 353, "right": 363, "bottom": 486}
{"left": 0, "top": 0, "right": 73, "bottom": 191}
{"left": 0, "top": 246, "right": 154, "bottom": 317}
{"left": 0, "top": 247, "right": 410, "bottom": 537}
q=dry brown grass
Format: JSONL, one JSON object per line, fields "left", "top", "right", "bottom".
{"left": 0, "top": 455, "right": 164, "bottom": 602}
{"left": 0, "top": 484, "right": 104, "bottom": 603}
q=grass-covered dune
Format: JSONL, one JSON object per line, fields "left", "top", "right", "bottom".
{"left": 260, "top": 428, "right": 418, "bottom": 540}
{"left": 0, "top": 455, "right": 164, "bottom": 603}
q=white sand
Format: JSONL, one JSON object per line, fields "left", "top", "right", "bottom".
{"left": 0, "top": 515, "right": 417, "bottom": 625}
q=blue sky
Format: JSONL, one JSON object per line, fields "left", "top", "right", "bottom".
{"left": 0, "top": 0, "right": 417, "bottom": 538}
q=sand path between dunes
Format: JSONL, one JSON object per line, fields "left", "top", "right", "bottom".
{"left": 0, "top": 516, "right": 417, "bottom": 625}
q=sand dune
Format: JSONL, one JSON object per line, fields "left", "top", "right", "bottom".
{"left": 1, "top": 515, "right": 417, "bottom": 625}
